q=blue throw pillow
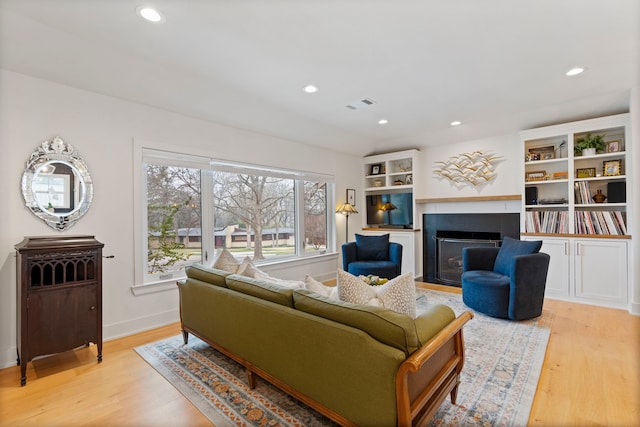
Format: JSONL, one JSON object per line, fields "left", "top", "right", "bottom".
{"left": 493, "top": 236, "right": 542, "bottom": 276}
{"left": 355, "top": 234, "right": 390, "bottom": 261}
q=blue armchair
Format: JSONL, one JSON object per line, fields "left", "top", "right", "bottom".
{"left": 342, "top": 234, "right": 403, "bottom": 279}
{"left": 461, "top": 237, "right": 550, "bottom": 320}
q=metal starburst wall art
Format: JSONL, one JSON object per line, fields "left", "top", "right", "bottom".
{"left": 432, "top": 150, "right": 502, "bottom": 187}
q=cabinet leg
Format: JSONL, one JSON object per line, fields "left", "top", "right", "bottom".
{"left": 16, "top": 349, "right": 20, "bottom": 366}
{"left": 181, "top": 329, "right": 189, "bottom": 344}
{"left": 97, "top": 342, "right": 103, "bottom": 363}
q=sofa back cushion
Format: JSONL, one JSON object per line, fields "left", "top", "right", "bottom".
{"left": 493, "top": 236, "right": 543, "bottom": 276}
{"left": 226, "top": 274, "right": 295, "bottom": 307}
{"left": 185, "top": 264, "right": 231, "bottom": 287}
{"left": 293, "top": 289, "right": 419, "bottom": 355}
{"left": 355, "top": 233, "right": 390, "bottom": 261}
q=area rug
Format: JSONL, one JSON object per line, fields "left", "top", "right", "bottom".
{"left": 135, "top": 288, "right": 553, "bottom": 426}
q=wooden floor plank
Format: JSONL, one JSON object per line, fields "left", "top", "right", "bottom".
{"left": 1, "top": 286, "right": 638, "bottom": 426}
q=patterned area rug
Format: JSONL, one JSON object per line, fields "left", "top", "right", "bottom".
{"left": 135, "top": 288, "right": 553, "bottom": 426}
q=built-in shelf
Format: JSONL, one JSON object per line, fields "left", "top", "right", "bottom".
{"left": 416, "top": 195, "right": 521, "bottom": 204}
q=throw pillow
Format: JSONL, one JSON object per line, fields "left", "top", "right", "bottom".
{"left": 337, "top": 270, "right": 416, "bottom": 317}
{"left": 304, "top": 274, "right": 338, "bottom": 299}
{"left": 236, "top": 257, "right": 257, "bottom": 277}
{"left": 212, "top": 249, "right": 241, "bottom": 273}
{"left": 355, "top": 233, "right": 390, "bottom": 261}
{"left": 493, "top": 236, "right": 543, "bottom": 276}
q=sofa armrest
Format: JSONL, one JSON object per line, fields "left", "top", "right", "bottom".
{"left": 462, "top": 247, "right": 500, "bottom": 272}
{"left": 389, "top": 242, "right": 403, "bottom": 275}
{"left": 341, "top": 241, "right": 358, "bottom": 270}
{"left": 508, "top": 252, "right": 550, "bottom": 320}
{"left": 396, "top": 310, "right": 474, "bottom": 427}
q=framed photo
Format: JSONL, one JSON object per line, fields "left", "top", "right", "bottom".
{"left": 527, "top": 145, "right": 555, "bottom": 161}
{"left": 346, "top": 188, "right": 355, "bottom": 206}
{"left": 405, "top": 174, "right": 413, "bottom": 184}
{"left": 576, "top": 167, "right": 596, "bottom": 178}
{"left": 525, "top": 170, "right": 546, "bottom": 181}
{"left": 603, "top": 160, "right": 622, "bottom": 176}
{"left": 607, "top": 140, "right": 621, "bottom": 153}
{"left": 370, "top": 164, "right": 382, "bottom": 175}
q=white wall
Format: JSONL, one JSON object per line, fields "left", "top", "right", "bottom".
{"left": 0, "top": 70, "right": 361, "bottom": 368}
{"left": 416, "top": 133, "right": 521, "bottom": 200}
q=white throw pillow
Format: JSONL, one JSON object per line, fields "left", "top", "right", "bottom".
{"left": 337, "top": 270, "right": 416, "bottom": 317}
{"left": 304, "top": 275, "right": 338, "bottom": 300}
{"left": 236, "top": 257, "right": 257, "bottom": 277}
{"left": 212, "top": 249, "right": 242, "bottom": 273}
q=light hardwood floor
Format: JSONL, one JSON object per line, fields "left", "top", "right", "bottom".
{"left": 1, "top": 284, "right": 638, "bottom": 426}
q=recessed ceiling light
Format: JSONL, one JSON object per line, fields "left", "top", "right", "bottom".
{"left": 566, "top": 67, "right": 585, "bottom": 76}
{"left": 137, "top": 6, "right": 165, "bottom": 23}
{"left": 450, "top": 121, "right": 462, "bottom": 126}
{"left": 302, "top": 84, "right": 318, "bottom": 93}
{"left": 378, "top": 119, "right": 389, "bottom": 125}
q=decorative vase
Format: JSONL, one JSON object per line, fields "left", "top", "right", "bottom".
{"left": 592, "top": 189, "right": 606, "bottom": 203}
{"left": 582, "top": 148, "right": 596, "bottom": 156}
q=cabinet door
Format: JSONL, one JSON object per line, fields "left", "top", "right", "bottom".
{"left": 574, "top": 240, "right": 628, "bottom": 305}
{"left": 28, "top": 284, "right": 98, "bottom": 357}
{"left": 535, "top": 238, "right": 571, "bottom": 298}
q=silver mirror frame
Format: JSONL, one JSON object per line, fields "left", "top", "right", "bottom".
{"left": 21, "top": 136, "right": 94, "bottom": 231}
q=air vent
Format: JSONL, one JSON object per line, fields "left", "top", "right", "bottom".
{"left": 345, "top": 98, "right": 376, "bottom": 110}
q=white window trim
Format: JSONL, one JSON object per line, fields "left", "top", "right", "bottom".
{"left": 132, "top": 139, "right": 336, "bottom": 294}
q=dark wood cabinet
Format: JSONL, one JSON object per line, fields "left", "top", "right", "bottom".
{"left": 15, "top": 235, "right": 104, "bottom": 386}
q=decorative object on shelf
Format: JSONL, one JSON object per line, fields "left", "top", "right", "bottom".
{"left": 336, "top": 202, "right": 358, "bottom": 241}
{"left": 603, "top": 159, "right": 622, "bottom": 176}
{"left": 553, "top": 171, "right": 568, "bottom": 180}
{"left": 525, "top": 170, "right": 546, "bottom": 181}
{"left": 607, "top": 140, "right": 621, "bottom": 153}
{"left": 346, "top": 188, "right": 356, "bottom": 206}
{"left": 527, "top": 145, "right": 555, "bottom": 161}
{"left": 576, "top": 167, "right": 596, "bottom": 178}
{"left": 574, "top": 133, "right": 606, "bottom": 156}
{"left": 432, "top": 150, "right": 502, "bottom": 187}
{"left": 370, "top": 164, "right": 382, "bottom": 175}
{"left": 405, "top": 174, "right": 413, "bottom": 185}
{"left": 398, "top": 161, "right": 412, "bottom": 172}
{"left": 394, "top": 179, "right": 404, "bottom": 185}
{"left": 373, "top": 179, "right": 383, "bottom": 187}
{"left": 592, "top": 189, "right": 607, "bottom": 203}
{"left": 21, "top": 136, "right": 94, "bottom": 231}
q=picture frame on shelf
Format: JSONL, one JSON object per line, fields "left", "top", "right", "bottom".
{"left": 370, "top": 164, "right": 382, "bottom": 175}
{"left": 603, "top": 160, "right": 622, "bottom": 176}
{"left": 346, "top": 188, "right": 355, "bottom": 206}
{"left": 525, "top": 170, "right": 546, "bottom": 181}
{"left": 527, "top": 145, "right": 555, "bottom": 161}
{"left": 405, "top": 174, "right": 413, "bottom": 185}
{"left": 607, "top": 140, "right": 621, "bottom": 153}
{"left": 576, "top": 167, "right": 596, "bottom": 178}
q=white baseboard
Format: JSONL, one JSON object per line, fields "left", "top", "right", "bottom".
{"left": 0, "top": 309, "right": 180, "bottom": 370}
{"left": 103, "top": 309, "right": 180, "bottom": 341}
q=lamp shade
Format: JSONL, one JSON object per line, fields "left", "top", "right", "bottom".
{"left": 379, "top": 202, "right": 397, "bottom": 211}
{"left": 336, "top": 203, "right": 358, "bottom": 215}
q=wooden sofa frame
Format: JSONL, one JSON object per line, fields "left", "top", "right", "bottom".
{"left": 182, "top": 310, "right": 473, "bottom": 427}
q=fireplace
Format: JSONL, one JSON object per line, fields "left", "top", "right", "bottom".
{"left": 423, "top": 213, "right": 520, "bottom": 286}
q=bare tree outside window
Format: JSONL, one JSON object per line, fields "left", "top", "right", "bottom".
{"left": 142, "top": 152, "right": 332, "bottom": 285}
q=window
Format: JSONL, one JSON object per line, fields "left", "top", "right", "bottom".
{"left": 138, "top": 148, "right": 334, "bottom": 287}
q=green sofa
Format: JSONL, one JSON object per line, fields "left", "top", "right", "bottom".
{"left": 178, "top": 264, "right": 473, "bottom": 426}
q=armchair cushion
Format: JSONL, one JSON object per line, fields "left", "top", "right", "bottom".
{"left": 493, "top": 236, "right": 542, "bottom": 276}
{"left": 355, "top": 233, "right": 389, "bottom": 261}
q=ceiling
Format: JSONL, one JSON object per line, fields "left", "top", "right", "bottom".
{"left": 1, "top": 0, "right": 638, "bottom": 156}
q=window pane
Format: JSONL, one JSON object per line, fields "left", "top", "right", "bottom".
{"left": 212, "top": 171, "right": 295, "bottom": 262}
{"left": 304, "top": 181, "right": 327, "bottom": 254}
{"left": 146, "top": 165, "right": 202, "bottom": 278}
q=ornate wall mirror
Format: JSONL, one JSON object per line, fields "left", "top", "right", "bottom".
{"left": 21, "top": 136, "right": 94, "bottom": 231}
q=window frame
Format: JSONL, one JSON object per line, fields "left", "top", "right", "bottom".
{"left": 133, "top": 141, "right": 335, "bottom": 295}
